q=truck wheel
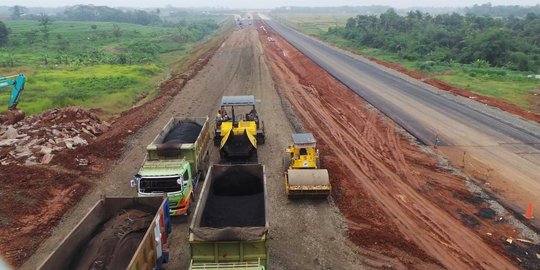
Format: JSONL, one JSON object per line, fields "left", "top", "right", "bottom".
{"left": 186, "top": 193, "right": 195, "bottom": 216}
{"left": 257, "top": 134, "right": 265, "bottom": 144}
{"left": 187, "top": 201, "right": 193, "bottom": 216}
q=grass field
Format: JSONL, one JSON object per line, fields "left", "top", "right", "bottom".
{"left": 0, "top": 18, "right": 224, "bottom": 117}
{"left": 273, "top": 13, "right": 540, "bottom": 112}
{"left": 270, "top": 13, "right": 352, "bottom": 36}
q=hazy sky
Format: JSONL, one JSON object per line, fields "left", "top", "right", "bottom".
{"left": 9, "top": 0, "right": 540, "bottom": 9}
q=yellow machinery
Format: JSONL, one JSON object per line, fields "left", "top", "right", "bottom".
{"left": 285, "top": 133, "right": 331, "bottom": 198}
{"left": 214, "top": 95, "right": 264, "bottom": 162}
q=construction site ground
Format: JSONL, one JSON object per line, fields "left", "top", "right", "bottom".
{"left": 2, "top": 22, "right": 538, "bottom": 270}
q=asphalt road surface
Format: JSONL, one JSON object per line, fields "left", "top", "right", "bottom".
{"left": 264, "top": 18, "right": 540, "bottom": 219}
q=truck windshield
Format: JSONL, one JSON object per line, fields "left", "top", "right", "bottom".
{"left": 140, "top": 176, "right": 181, "bottom": 193}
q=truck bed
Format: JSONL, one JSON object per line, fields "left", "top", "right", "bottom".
{"left": 201, "top": 168, "right": 265, "bottom": 227}
{"left": 191, "top": 164, "right": 268, "bottom": 240}
{"left": 38, "top": 197, "right": 170, "bottom": 270}
{"left": 146, "top": 117, "right": 210, "bottom": 167}
{"left": 163, "top": 121, "right": 202, "bottom": 144}
{"left": 189, "top": 164, "right": 268, "bottom": 267}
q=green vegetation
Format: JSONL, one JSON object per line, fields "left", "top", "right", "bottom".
{"left": 464, "top": 3, "right": 540, "bottom": 17}
{"left": 271, "top": 14, "right": 352, "bottom": 36}
{"left": 62, "top": 5, "right": 161, "bottom": 25}
{"left": 0, "top": 21, "right": 7, "bottom": 46}
{"left": 274, "top": 12, "right": 540, "bottom": 112}
{"left": 0, "top": 17, "right": 221, "bottom": 116}
{"left": 327, "top": 10, "right": 540, "bottom": 71}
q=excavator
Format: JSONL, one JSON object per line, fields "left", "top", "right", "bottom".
{"left": 284, "top": 133, "right": 331, "bottom": 198}
{"left": 214, "top": 95, "right": 265, "bottom": 163}
{"left": 0, "top": 74, "right": 26, "bottom": 124}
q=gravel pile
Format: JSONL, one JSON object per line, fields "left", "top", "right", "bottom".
{"left": 0, "top": 106, "right": 110, "bottom": 166}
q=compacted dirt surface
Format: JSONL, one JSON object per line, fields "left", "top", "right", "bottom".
{"left": 17, "top": 25, "right": 366, "bottom": 270}
{"left": 258, "top": 20, "right": 539, "bottom": 269}
{"left": 4, "top": 20, "right": 540, "bottom": 270}
{"left": 263, "top": 18, "right": 540, "bottom": 229}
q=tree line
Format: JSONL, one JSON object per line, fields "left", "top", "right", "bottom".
{"left": 62, "top": 5, "right": 161, "bottom": 26}
{"left": 273, "top": 4, "right": 540, "bottom": 17}
{"left": 326, "top": 10, "right": 540, "bottom": 72}
{"left": 8, "top": 5, "right": 161, "bottom": 26}
{"left": 464, "top": 3, "right": 540, "bottom": 17}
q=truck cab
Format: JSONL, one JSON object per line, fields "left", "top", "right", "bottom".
{"left": 132, "top": 117, "right": 210, "bottom": 216}
{"left": 134, "top": 159, "right": 194, "bottom": 216}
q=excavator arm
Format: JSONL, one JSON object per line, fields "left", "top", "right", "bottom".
{"left": 0, "top": 74, "right": 26, "bottom": 110}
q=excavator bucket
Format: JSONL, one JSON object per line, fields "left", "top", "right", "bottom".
{"left": 285, "top": 169, "right": 331, "bottom": 198}
{"left": 220, "top": 129, "right": 257, "bottom": 163}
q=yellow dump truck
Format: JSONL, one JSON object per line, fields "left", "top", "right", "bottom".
{"left": 285, "top": 133, "right": 331, "bottom": 198}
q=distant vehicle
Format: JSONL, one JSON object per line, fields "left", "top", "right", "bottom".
{"left": 132, "top": 117, "right": 210, "bottom": 216}
{"left": 189, "top": 164, "right": 268, "bottom": 269}
{"left": 38, "top": 196, "right": 171, "bottom": 270}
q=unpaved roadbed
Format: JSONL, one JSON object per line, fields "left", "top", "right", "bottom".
{"left": 259, "top": 20, "right": 538, "bottom": 269}
{"left": 7, "top": 21, "right": 539, "bottom": 270}
{"left": 263, "top": 19, "right": 540, "bottom": 227}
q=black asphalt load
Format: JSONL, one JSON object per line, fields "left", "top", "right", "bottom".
{"left": 201, "top": 171, "right": 265, "bottom": 228}
{"left": 163, "top": 121, "right": 202, "bottom": 144}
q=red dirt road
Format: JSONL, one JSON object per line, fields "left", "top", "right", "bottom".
{"left": 259, "top": 22, "right": 522, "bottom": 269}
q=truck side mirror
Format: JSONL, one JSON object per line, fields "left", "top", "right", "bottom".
{"left": 131, "top": 174, "right": 142, "bottom": 188}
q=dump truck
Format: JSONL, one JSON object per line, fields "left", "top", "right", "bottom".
{"left": 284, "top": 133, "right": 331, "bottom": 198}
{"left": 214, "top": 95, "right": 265, "bottom": 163}
{"left": 132, "top": 116, "right": 210, "bottom": 216}
{"left": 189, "top": 164, "right": 268, "bottom": 269}
{"left": 38, "top": 196, "right": 171, "bottom": 270}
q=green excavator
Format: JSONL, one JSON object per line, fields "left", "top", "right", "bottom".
{"left": 0, "top": 74, "right": 26, "bottom": 124}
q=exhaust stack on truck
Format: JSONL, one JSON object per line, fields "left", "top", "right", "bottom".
{"left": 189, "top": 164, "right": 268, "bottom": 269}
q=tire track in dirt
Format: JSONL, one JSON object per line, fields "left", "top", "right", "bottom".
{"left": 258, "top": 22, "right": 521, "bottom": 269}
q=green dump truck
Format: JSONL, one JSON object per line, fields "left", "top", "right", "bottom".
{"left": 132, "top": 116, "right": 210, "bottom": 216}
{"left": 38, "top": 196, "right": 171, "bottom": 270}
{"left": 189, "top": 164, "right": 268, "bottom": 270}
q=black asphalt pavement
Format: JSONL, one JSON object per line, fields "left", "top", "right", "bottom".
{"left": 265, "top": 19, "right": 540, "bottom": 148}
